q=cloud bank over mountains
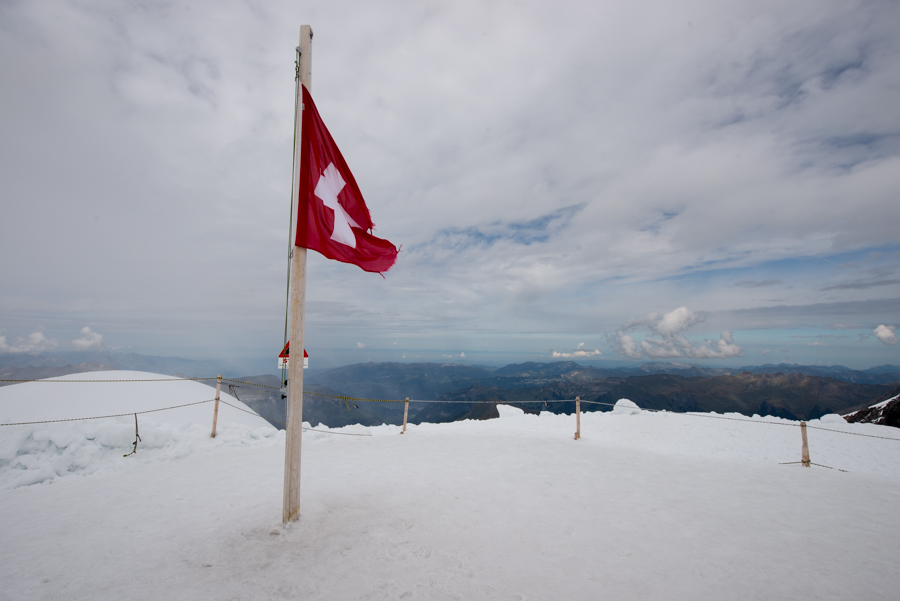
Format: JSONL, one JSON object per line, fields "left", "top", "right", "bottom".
{"left": 552, "top": 343, "right": 602, "bottom": 359}
{"left": 0, "top": 327, "right": 104, "bottom": 354}
{"left": 0, "top": 332, "right": 58, "bottom": 354}
{"left": 616, "top": 307, "right": 744, "bottom": 360}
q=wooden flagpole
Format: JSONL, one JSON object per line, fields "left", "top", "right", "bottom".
{"left": 284, "top": 24, "right": 312, "bottom": 523}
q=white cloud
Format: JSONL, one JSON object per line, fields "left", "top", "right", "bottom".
{"left": 617, "top": 332, "right": 643, "bottom": 360}
{"left": 616, "top": 307, "right": 743, "bottom": 360}
{"left": 460, "top": 352, "right": 466, "bottom": 357}
{"left": 72, "top": 326, "right": 103, "bottom": 350}
{"left": 762, "top": 349, "right": 771, "bottom": 356}
{"left": 874, "top": 325, "right": 898, "bottom": 346}
{"left": 0, "top": 331, "right": 58, "bottom": 354}
{"left": 356, "top": 342, "right": 369, "bottom": 350}
{"left": 552, "top": 342, "right": 602, "bottom": 358}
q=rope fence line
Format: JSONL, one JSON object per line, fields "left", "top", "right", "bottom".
{"left": 217, "top": 400, "right": 371, "bottom": 437}
{"left": 3, "top": 375, "right": 899, "bottom": 442}
{"left": 304, "top": 390, "right": 405, "bottom": 403}
{"left": 223, "top": 378, "right": 282, "bottom": 390}
{"left": 0, "top": 377, "right": 218, "bottom": 383}
{"left": 0, "top": 399, "right": 216, "bottom": 427}
{"left": 2, "top": 378, "right": 898, "bottom": 473}
{"left": 0, "top": 396, "right": 370, "bottom": 437}
{"left": 318, "top": 394, "right": 900, "bottom": 441}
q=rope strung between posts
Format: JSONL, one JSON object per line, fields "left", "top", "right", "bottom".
{"left": 3, "top": 376, "right": 898, "bottom": 441}
{"left": 625, "top": 407, "right": 900, "bottom": 441}
{"left": 0, "top": 377, "right": 218, "bottom": 383}
{"left": 217, "top": 400, "right": 371, "bottom": 436}
{"left": 0, "top": 397, "right": 370, "bottom": 437}
{"left": 304, "top": 390, "right": 406, "bottom": 403}
{"left": 223, "top": 378, "right": 282, "bottom": 390}
{"left": 300, "top": 393, "right": 900, "bottom": 442}
{"left": 0, "top": 399, "right": 216, "bottom": 427}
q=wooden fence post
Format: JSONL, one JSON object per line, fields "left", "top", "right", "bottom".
{"left": 800, "top": 421, "right": 810, "bottom": 467}
{"left": 211, "top": 374, "right": 222, "bottom": 438}
{"left": 402, "top": 397, "right": 409, "bottom": 434}
{"left": 574, "top": 396, "right": 581, "bottom": 440}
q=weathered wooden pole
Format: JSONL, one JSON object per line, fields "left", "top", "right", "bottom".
{"left": 211, "top": 374, "right": 222, "bottom": 438}
{"left": 402, "top": 397, "right": 409, "bottom": 434}
{"left": 284, "top": 24, "right": 313, "bottom": 523}
{"left": 574, "top": 396, "right": 581, "bottom": 440}
{"left": 800, "top": 421, "right": 810, "bottom": 467}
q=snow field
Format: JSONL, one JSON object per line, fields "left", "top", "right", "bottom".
{"left": 0, "top": 371, "right": 276, "bottom": 488}
{"left": 1, "top": 376, "right": 899, "bottom": 599}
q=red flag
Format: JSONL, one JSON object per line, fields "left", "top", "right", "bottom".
{"left": 295, "top": 85, "right": 398, "bottom": 273}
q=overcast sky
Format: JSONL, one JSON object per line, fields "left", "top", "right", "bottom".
{"left": 1, "top": 0, "right": 899, "bottom": 370}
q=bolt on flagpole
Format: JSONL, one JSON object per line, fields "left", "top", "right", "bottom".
{"left": 284, "top": 24, "right": 312, "bottom": 524}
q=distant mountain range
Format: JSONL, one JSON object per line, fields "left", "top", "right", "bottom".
{"left": 491, "top": 361, "right": 900, "bottom": 385}
{"left": 412, "top": 372, "right": 891, "bottom": 424}
{"left": 3, "top": 352, "right": 899, "bottom": 427}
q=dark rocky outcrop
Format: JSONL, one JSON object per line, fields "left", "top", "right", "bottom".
{"left": 844, "top": 385, "right": 900, "bottom": 429}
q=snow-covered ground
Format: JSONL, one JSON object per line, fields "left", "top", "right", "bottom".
{"left": 1, "top": 373, "right": 899, "bottom": 600}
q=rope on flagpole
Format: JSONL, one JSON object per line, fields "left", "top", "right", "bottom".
{"left": 281, "top": 44, "right": 303, "bottom": 390}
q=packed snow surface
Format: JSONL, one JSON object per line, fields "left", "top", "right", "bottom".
{"left": 0, "top": 371, "right": 274, "bottom": 488}
{"left": 1, "top": 373, "right": 899, "bottom": 600}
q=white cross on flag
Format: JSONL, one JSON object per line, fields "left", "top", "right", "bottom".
{"left": 295, "top": 85, "right": 398, "bottom": 273}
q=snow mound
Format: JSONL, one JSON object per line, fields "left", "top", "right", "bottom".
{"left": 0, "top": 371, "right": 276, "bottom": 488}
{"left": 818, "top": 413, "right": 846, "bottom": 424}
{"left": 612, "top": 398, "right": 641, "bottom": 415}
{"left": 0, "top": 370, "right": 272, "bottom": 428}
{"left": 497, "top": 404, "right": 525, "bottom": 418}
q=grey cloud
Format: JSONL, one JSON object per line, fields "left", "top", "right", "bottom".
{"left": 710, "top": 298, "right": 900, "bottom": 331}
{"left": 734, "top": 279, "right": 783, "bottom": 288}
{"left": 424, "top": 205, "right": 584, "bottom": 251}
{"left": 821, "top": 279, "right": 900, "bottom": 291}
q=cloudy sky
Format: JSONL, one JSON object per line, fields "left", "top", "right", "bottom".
{"left": 1, "top": 0, "right": 899, "bottom": 370}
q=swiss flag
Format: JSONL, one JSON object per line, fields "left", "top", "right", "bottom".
{"left": 296, "top": 84, "right": 398, "bottom": 274}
